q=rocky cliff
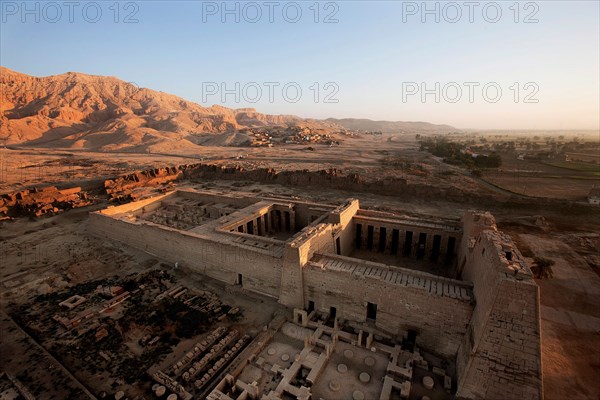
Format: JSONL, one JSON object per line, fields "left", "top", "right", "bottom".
{"left": 0, "top": 67, "right": 337, "bottom": 151}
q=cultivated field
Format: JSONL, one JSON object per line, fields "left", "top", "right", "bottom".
{"left": 484, "top": 156, "right": 600, "bottom": 200}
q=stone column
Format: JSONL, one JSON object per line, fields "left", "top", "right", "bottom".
{"left": 385, "top": 226, "right": 394, "bottom": 255}
{"left": 270, "top": 210, "right": 276, "bottom": 231}
{"left": 399, "top": 230, "right": 406, "bottom": 256}
{"left": 289, "top": 210, "right": 296, "bottom": 232}
{"left": 412, "top": 232, "right": 420, "bottom": 258}
{"left": 425, "top": 232, "right": 434, "bottom": 259}
{"left": 439, "top": 234, "right": 448, "bottom": 256}
{"left": 366, "top": 332, "right": 374, "bottom": 348}
{"left": 261, "top": 214, "right": 267, "bottom": 235}
{"left": 373, "top": 226, "right": 381, "bottom": 253}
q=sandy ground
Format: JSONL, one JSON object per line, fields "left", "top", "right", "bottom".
{"left": 0, "top": 203, "right": 147, "bottom": 292}
{"left": 0, "top": 147, "right": 204, "bottom": 193}
{"left": 1, "top": 137, "right": 599, "bottom": 398}
{"left": 1, "top": 134, "right": 480, "bottom": 194}
{"left": 513, "top": 233, "right": 600, "bottom": 400}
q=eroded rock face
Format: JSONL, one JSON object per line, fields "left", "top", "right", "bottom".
{"left": 0, "top": 186, "right": 90, "bottom": 219}
{"left": 103, "top": 166, "right": 182, "bottom": 202}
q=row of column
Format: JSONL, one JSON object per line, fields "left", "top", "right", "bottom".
{"left": 233, "top": 208, "right": 295, "bottom": 237}
{"left": 355, "top": 222, "right": 456, "bottom": 264}
{"left": 268, "top": 208, "right": 295, "bottom": 233}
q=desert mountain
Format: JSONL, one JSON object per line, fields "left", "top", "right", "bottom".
{"left": 1, "top": 67, "right": 454, "bottom": 152}
{"left": 0, "top": 67, "right": 333, "bottom": 152}
{"left": 326, "top": 118, "right": 455, "bottom": 134}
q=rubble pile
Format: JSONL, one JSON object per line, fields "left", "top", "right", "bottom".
{"left": 0, "top": 186, "right": 90, "bottom": 220}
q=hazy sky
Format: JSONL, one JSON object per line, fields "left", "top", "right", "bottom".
{"left": 1, "top": 0, "right": 599, "bottom": 129}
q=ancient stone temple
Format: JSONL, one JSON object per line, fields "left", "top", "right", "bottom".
{"left": 90, "top": 189, "right": 542, "bottom": 399}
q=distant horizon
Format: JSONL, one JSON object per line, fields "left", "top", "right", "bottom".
{"left": 1, "top": 0, "right": 598, "bottom": 131}
{"left": 1, "top": 65, "right": 597, "bottom": 134}
{"left": 1, "top": 63, "right": 598, "bottom": 135}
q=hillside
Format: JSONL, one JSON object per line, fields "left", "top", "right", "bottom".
{"left": 1, "top": 67, "right": 455, "bottom": 152}
{"left": 0, "top": 67, "right": 335, "bottom": 152}
{"left": 326, "top": 118, "right": 456, "bottom": 134}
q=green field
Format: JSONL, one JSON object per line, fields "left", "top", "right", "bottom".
{"left": 542, "top": 161, "right": 600, "bottom": 176}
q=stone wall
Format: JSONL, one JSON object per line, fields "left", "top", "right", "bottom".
{"left": 279, "top": 224, "right": 336, "bottom": 308}
{"left": 180, "top": 164, "right": 499, "bottom": 204}
{"left": 292, "top": 201, "right": 333, "bottom": 229}
{"left": 302, "top": 257, "right": 473, "bottom": 357}
{"left": 329, "top": 199, "right": 360, "bottom": 257}
{"left": 456, "top": 212, "right": 542, "bottom": 400}
{"left": 89, "top": 212, "right": 283, "bottom": 298}
{"left": 177, "top": 189, "right": 256, "bottom": 209}
{"left": 97, "top": 162, "right": 600, "bottom": 215}
{"left": 99, "top": 192, "right": 175, "bottom": 217}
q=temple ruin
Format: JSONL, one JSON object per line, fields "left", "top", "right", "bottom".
{"left": 89, "top": 189, "right": 543, "bottom": 399}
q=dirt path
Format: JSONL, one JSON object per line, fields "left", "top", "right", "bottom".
{"left": 518, "top": 233, "right": 600, "bottom": 399}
